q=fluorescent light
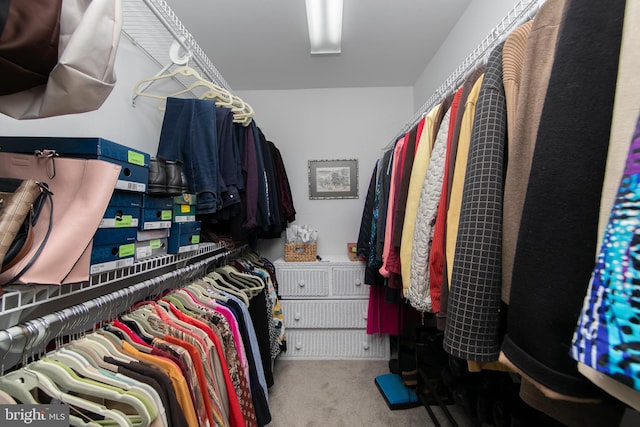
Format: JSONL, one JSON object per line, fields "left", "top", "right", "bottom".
{"left": 305, "top": 0, "right": 343, "bottom": 55}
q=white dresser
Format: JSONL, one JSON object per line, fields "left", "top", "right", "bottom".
{"left": 274, "top": 255, "right": 390, "bottom": 360}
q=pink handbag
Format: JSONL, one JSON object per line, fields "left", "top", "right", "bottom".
{"left": 0, "top": 151, "right": 120, "bottom": 285}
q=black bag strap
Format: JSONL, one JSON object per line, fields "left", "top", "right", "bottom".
{"left": 4, "top": 183, "right": 53, "bottom": 285}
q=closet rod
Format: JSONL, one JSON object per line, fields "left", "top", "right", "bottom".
{"left": 385, "top": 0, "right": 542, "bottom": 149}
{"left": 134, "top": 0, "right": 231, "bottom": 91}
{"left": 0, "top": 246, "right": 243, "bottom": 373}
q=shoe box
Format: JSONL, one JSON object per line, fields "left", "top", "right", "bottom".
{"left": 90, "top": 227, "right": 137, "bottom": 274}
{"left": 168, "top": 221, "right": 201, "bottom": 254}
{"left": 99, "top": 191, "right": 142, "bottom": 228}
{"left": 172, "top": 193, "right": 197, "bottom": 223}
{"left": 135, "top": 228, "right": 169, "bottom": 261}
{"left": 0, "top": 136, "right": 150, "bottom": 193}
{"left": 91, "top": 190, "right": 142, "bottom": 273}
{"left": 140, "top": 195, "right": 173, "bottom": 230}
{"left": 135, "top": 238, "right": 168, "bottom": 261}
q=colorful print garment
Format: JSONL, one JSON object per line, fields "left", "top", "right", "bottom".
{"left": 571, "top": 113, "right": 640, "bottom": 390}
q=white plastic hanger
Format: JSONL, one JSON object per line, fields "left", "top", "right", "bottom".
{"left": 133, "top": 65, "right": 204, "bottom": 99}
{"left": 204, "top": 273, "right": 250, "bottom": 306}
{"left": 0, "top": 368, "right": 133, "bottom": 427}
{"left": 29, "top": 358, "right": 152, "bottom": 427}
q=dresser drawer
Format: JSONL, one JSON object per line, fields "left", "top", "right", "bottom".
{"left": 332, "top": 266, "right": 367, "bottom": 297}
{"left": 280, "top": 329, "right": 390, "bottom": 360}
{"left": 282, "top": 300, "right": 368, "bottom": 329}
{"left": 277, "top": 269, "right": 330, "bottom": 297}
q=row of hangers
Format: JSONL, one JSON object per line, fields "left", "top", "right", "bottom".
{"left": 385, "top": 0, "right": 541, "bottom": 149}
{"left": 0, "top": 265, "right": 267, "bottom": 427}
{"left": 133, "top": 64, "right": 254, "bottom": 127}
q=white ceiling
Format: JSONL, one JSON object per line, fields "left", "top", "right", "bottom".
{"left": 164, "top": 0, "right": 472, "bottom": 91}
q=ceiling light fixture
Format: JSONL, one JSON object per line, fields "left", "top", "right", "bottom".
{"left": 305, "top": 0, "right": 343, "bottom": 55}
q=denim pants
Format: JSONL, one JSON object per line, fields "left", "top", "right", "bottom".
{"left": 157, "top": 97, "right": 219, "bottom": 214}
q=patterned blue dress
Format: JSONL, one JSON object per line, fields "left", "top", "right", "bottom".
{"left": 571, "top": 113, "right": 640, "bottom": 390}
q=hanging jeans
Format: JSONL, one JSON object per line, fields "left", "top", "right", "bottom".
{"left": 157, "top": 97, "right": 220, "bottom": 214}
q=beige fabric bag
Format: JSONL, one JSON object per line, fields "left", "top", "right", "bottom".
{"left": 0, "top": 0, "right": 122, "bottom": 119}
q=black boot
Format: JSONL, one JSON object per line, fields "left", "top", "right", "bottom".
{"left": 148, "top": 157, "right": 167, "bottom": 195}
{"left": 180, "top": 170, "right": 189, "bottom": 193}
{"left": 165, "top": 160, "right": 183, "bottom": 196}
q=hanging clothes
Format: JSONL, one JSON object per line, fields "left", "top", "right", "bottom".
{"left": 573, "top": 0, "right": 640, "bottom": 413}
{"left": 501, "top": 0, "right": 567, "bottom": 304}
{"left": 400, "top": 109, "right": 438, "bottom": 292}
{"left": 444, "top": 41, "right": 507, "bottom": 364}
{"left": 406, "top": 106, "right": 452, "bottom": 313}
{"left": 428, "top": 87, "right": 463, "bottom": 318}
{"left": 357, "top": 160, "right": 379, "bottom": 266}
{"left": 500, "top": 0, "right": 626, "bottom": 400}
{"left": 0, "top": 253, "right": 281, "bottom": 427}
{"left": 157, "top": 97, "right": 221, "bottom": 215}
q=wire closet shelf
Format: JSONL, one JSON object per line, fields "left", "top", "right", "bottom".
{"left": 122, "top": 0, "right": 232, "bottom": 93}
{"left": 386, "top": 0, "right": 542, "bottom": 148}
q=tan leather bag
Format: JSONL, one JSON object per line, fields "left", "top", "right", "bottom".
{"left": 0, "top": 179, "right": 48, "bottom": 267}
{"left": 0, "top": 151, "right": 120, "bottom": 285}
{"left": 0, "top": 0, "right": 122, "bottom": 119}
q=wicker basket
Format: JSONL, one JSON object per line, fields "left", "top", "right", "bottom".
{"left": 284, "top": 243, "right": 317, "bottom": 262}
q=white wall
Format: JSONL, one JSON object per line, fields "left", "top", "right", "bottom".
{"left": 413, "top": 0, "right": 521, "bottom": 111}
{"left": 235, "top": 87, "right": 414, "bottom": 262}
{"left": 0, "top": 37, "right": 181, "bottom": 156}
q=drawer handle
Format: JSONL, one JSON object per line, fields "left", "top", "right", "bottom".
{"left": 363, "top": 312, "right": 367, "bottom": 321}
{"left": 298, "top": 280, "right": 305, "bottom": 287}
{"left": 295, "top": 342, "right": 303, "bottom": 350}
{"left": 355, "top": 280, "right": 362, "bottom": 286}
{"left": 363, "top": 342, "right": 370, "bottom": 351}
{"left": 294, "top": 313, "right": 301, "bottom": 321}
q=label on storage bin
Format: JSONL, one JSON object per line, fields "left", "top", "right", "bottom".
{"left": 143, "top": 220, "right": 172, "bottom": 230}
{"left": 178, "top": 243, "right": 199, "bottom": 253}
{"left": 161, "top": 210, "right": 172, "bottom": 220}
{"left": 116, "top": 180, "right": 146, "bottom": 193}
{"left": 180, "top": 204, "right": 190, "bottom": 213}
{"left": 90, "top": 258, "right": 134, "bottom": 274}
{"left": 127, "top": 150, "right": 146, "bottom": 166}
{"left": 191, "top": 235, "right": 200, "bottom": 244}
{"left": 115, "top": 215, "right": 134, "bottom": 228}
{"left": 136, "top": 246, "right": 152, "bottom": 259}
{"left": 150, "top": 239, "right": 162, "bottom": 249}
{"left": 119, "top": 243, "right": 135, "bottom": 258}
{"left": 174, "top": 215, "right": 196, "bottom": 223}
{"left": 100, "top": 217, "right": 138, "bottom": 228}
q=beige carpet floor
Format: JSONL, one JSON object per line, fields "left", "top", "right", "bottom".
{"left": 265, "top": 359, "right": 475, "bottom": 427}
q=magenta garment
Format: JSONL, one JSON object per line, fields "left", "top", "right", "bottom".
{"left": 379, "top": 136, "right": 406, "bottom": 278}
{"left": 366, "top": 285, "right": 399, "bottom": 335}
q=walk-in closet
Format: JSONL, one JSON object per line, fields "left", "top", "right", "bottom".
{"left": 0, "top": 0, "right": 639, "bottom": 426}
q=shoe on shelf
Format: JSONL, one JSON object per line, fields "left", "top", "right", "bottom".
{"left": 148, "top": 157, "right": 167, "bottom": 195}
{"left": 165, "top": 160, "right": 184, "bottom": 196}
{"left": 180, "top": 170, "right": 189, "bottom": 193}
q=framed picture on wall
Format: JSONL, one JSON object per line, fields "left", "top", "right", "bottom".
{"left": 308, "top": 159, "right": 358, "bottom": 200}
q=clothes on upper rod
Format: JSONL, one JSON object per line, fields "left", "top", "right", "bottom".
{"left": 156, "top": 97, "right": 296, "bottom": 246}
{"left": 385, "top": 0, "right": 543, "bottom": 151}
